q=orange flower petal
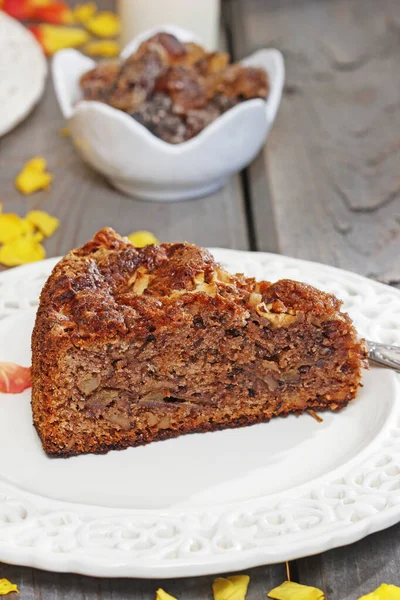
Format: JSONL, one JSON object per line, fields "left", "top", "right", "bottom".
{"left": 33, "top": 1, "right": 73, "bottom": 25}
{"left": 29, "top": 24, "right": 89, "bottom": 55}
{"left": 0, "top": 363, "right": 31, "bottom": 394}
{"left": 84, "top": 39, "right": 121, "bottom": 57}
{"left": 15, "top": 157, "right": 53, "bottom": 195}
{"left": 85, "top": 11, "right": 120, "bottom": 37}
{"left": 3, "top": 0, "right": 72, "bottom": 23}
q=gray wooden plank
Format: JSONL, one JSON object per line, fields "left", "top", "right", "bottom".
{"left": 224, "top": 2, "right": 279, "bottom": 254}
{"left": 229, "top": 0, "right": 400, "bottom": 594}
{"left": 0, "top": 73, "right": 249, "bottom": 257}
{"left": 228, "top": 0, "right": 400, "bottom": 282}
{"left": 296, "top": 523, "right": 400, "bottom": 600}
{"left": 0, "top": 562, "right": 287, "bottom": 599}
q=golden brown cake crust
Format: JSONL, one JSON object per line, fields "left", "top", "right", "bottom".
{"left": 31, "top": 228, "right": 367, "bottom": 457}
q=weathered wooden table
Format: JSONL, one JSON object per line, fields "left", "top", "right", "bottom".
{"left": 1, "top": 0, "right": 399, "bottom": 597}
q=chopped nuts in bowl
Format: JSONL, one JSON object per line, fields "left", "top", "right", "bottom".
{"left": 52, "top": 25, "right": 285, "bottom": 201}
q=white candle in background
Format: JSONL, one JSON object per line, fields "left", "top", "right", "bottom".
{"left": 118, "top": 0, "right": 221, "bottom": 50}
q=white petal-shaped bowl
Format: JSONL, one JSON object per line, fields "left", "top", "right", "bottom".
{"left": 52, "top": 25, "right": 285, "bottom": 202}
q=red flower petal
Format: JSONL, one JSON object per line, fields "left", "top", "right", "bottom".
{"left": 3, "top": 0, "right": 72, "bottom": 24}
{"left": 2, "top": 0, "right": 34, "bottom": 20}
{"left": 34, "top": 2, "right": 72, "bottom": 25}
{"left": 0, "top": 363, "right": 32, "bottom": 394}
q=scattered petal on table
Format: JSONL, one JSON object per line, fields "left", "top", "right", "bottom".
{"left": 0, "top": 364, "right": 31, "bottom": 394}
{"left": 155, "top": 589, "right": 177, "bottom": 600}
{"left": 268, "top": 582, "right": 324, "bottom": 600}
{"left": 2, "top": 0, "right": 34, "bottom": 20}
{"left": 72, "top": 1, "right": 97, "bottom": 24}
{"left": 127, "top": 231, "right": 159, "bottom": 247}
{"left": 358, "top": 584, "right": 400, "bottom": 600}
{"left": 15, "top": 156, "right": 53, "bottom": 195}
{"left": 0, "top": 578, "right": 19, "bottom": 595}
{"left": 0, "top": 235, "right": 46, "bottom": 266}
{"left": 213, "top": 575, "right": 250, "bottom": 600}
{"left": 26, "top": 210, "right": 60, "bottom": 237}
{"left": 31, "top": 0, "right": 73, "bottom": 24}
{"left": 3, "top": 0, "right": 72, "bottom": 23}
{"left": 20, "top": 219, "right": 35, "bottom": 235}
{"left": 84, "top": 39, "right": 121, "bottom": 57}
{"left": 85, "top": 10, "right": 120, "bottom": 37}
{"left": 0, "top": 214, "right": 25, "bottom": 243}
{"left": 29, "top": 23, "right": 89, "bottom": 55}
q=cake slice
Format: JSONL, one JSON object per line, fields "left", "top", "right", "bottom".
{"left": 31, "top": 228, "right": 367, "bottom": 457}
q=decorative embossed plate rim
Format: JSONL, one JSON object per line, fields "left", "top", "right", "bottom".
{"left": 0, "top": 249, "right": 399, "bottom": 578}
{"left": 0, "top": 13, "right": 47, "bottom": 137}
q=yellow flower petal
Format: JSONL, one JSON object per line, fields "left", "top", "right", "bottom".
{"left": 26, "top": 210, "right": 60, "bottom": 238}
{"left": 30, "top": 24, "right": 90, "bottom": 55}
{"left": 84, "top": 39, "right": 121, "bottom": 57}
{"left": 155, "top": 590, "right": 177, "bottom": 600}
{"left": 213, "top": 575, "right": 250, "bottom": 600}
{"left": 85, "top": 11, "right": 120, "bottom": 37}
{"left": 268, "top": 581, "right": 324, "bottom": 600}
{"left": 0, "top": 214, "right": 25, "bottom": 244}
{"left": 15, "top": 157, "right": 53, "bottom": 195}
{"left": 359, "top": 584, "right": 400, "bottom": 600}
{"left": 73, "top": 1, "right": 97, "bottom": 23}
{"left": 32, "top": 231, "right": 45, "bottom": 243}
{"left": 0, "top": 237, "right": 46, "bottom": 267}
{"left": 20, "top": 219, "right": 35, "bottom": 236}
{"left": 0, "top": 578, "right": 19, "bottom": 595}
{"left": 23, "top": 157, "right": 47, "bottom": 171}
{"left": 127, "top": 231, "right": 159, "bottom": 248}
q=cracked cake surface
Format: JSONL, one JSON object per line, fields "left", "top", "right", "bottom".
{"left": 31, "top": 228, "right": 367, "bottom": 457}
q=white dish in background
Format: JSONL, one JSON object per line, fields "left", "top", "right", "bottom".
{"left": 52, "top": 25, "right": 285, "bottom": 202}
{"left": 0, "top": 249, "right": 399, "bottom": 578}
{"left": 0, "top": 12, "right": 47, "bottom": 137}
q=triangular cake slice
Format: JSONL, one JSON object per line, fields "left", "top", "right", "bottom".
{"left": 31, "top": 228, "right": 367, "bottom": 457}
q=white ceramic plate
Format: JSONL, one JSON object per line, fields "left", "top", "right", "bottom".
{"left": 0, "top": 12, "right": 47, "bottom": 137}
{"left": 0, "top": 249, "right": 399, "bottom": 578}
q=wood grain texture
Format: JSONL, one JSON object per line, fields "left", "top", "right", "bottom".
{"left": 229, "top": 0, "right": 400, "bottom": 593}
{"left": 0, "top": 76, "right": 249, "bottom": 257}
{"left": 228, "top": 0, "right": 400, "bottom": 283}
{"left": 296, "top": 523, "right": 400, "bottom": 600}
{"left": 0, "top": 561, "right": 287, "bottom": 599}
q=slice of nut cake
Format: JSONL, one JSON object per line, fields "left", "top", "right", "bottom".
{"left": 31, "top": 228, "right": 367, "bottom": 457}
